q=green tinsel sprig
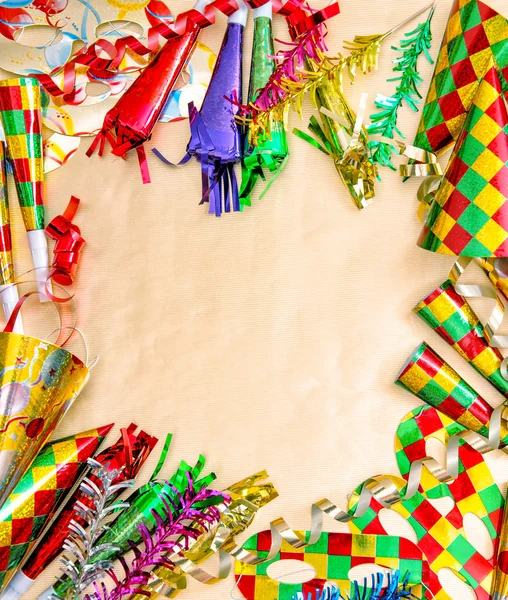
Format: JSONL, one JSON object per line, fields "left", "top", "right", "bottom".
{"left": 368, "top": 6, "right": 435, "bottom": 169}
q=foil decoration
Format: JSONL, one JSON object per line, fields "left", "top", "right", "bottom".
{"left": 414, "top": 280, "right": 508, "bottom": 397}
{"left": 0, "top": 78, "right": 50, "bottom": 299}
{"left": 228, "top": 404, "right": 504, "bottom": 600}
{"left": 396, "top": 341, "right": 508, "bottom": 444}
{"left": 54, "top": 459, "right": 134, "bottom": 599}
{"left": 2, "top": 425, "right": 158, "bottom": 600}
{"left": 409, "top": 0, "right": 508, "bottom": 161}
{"left": 0, "top": 425, "right": 112, "bottom": 593}
{"left": 155, "top": 0, "right": 248, "bottom": 216}
{"left": 128, "top": 471, "right": 278, "bottom": 599}
{"left": 418, "top": 61, "right": 508, "bottom": 256}
{"left": 0, "top": 330, "right": 90, "bottom": 510}
{"left": 239, "top": 4, "right": 289, "bottom": 208}
{"left": 82, "top": 473, "right": 226, "bottom": 600}
{"left": 87, "top": 0, "right": 238, "bottom": 184}
{"left": 42, "top": 441, "right": 225, "bottom": 599}
{"left": 235, "top": 532, "right": 428, "bottom": 600}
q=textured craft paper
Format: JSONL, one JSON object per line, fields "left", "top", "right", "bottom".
{"left": 2, "top": 1, "right": 508, "bottom": 598}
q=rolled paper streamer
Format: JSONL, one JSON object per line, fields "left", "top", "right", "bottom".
{"left": 0, "top": 424, "right": 112, "bottom": 593}
{"left": 492, "top": 489, "right": 508, "bottom": 600}
{"left": 43, "top": 449, "right": 224, "bottom": 600}
{"left": 0, "top": 143, "right": 21, "bottom": 335}
{"left": 128, "top": 471, "right": 279, "bottom": 599}
{"left": 87, "top": 0, "right": 238, "bottom": 184}
{"left": 0, "top": 330, "right": 90, "bottom": 510}
{"left": 418, "top": 61, "right": 508, "bottom": 257}
{"left": 477, "top": 258, "right": 508, "bottom": 303}
{"left": 239, "top": 3, "right": 289, "bottom": 209}
{"left": 0, "top": 79, "right": 50, "bottom": 301}
{"left": 396, "top": 341, "right": 508, "bottom": 445}
{"left": 2, "top": 425, "right": 158, "bottom": 600}
{"left": 45, "top": 196, "right": 85, "bottom": 291}
{"left": 184, "top": 0, "right": 248, "bottom": 216}
{"left": 414, "top": 280, "right": 508, "bottom": 398}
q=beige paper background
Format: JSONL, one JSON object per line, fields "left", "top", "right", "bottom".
{"left": 2, "top": 0, "right": 508, "bottom": 598}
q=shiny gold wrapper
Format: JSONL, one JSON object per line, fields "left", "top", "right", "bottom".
{"left": 129, "top": 471, "right": 278, "bottom": 599}
{"left": 0, "top": 332, "right": 89, "bottom": 508}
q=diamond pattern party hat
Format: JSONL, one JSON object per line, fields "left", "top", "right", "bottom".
{"left": 418, "top": 61, "right": 508, "bottom": 256}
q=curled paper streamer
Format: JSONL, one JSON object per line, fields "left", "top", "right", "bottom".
{"left": 34, "top": 0, "right": 239, "bottom": 104}
{"left": 45, "top": 196, "right": 85, "bottom": 293}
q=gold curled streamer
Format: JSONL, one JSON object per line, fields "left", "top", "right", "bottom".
{"left": 146, "top": 405, "right": 508, "bottom": 598}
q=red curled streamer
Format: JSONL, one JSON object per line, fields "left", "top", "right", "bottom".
{"left": 33, "top": 0, "right": 239, "bottom": 105}
{"left": 45, "top": 195, "right": 85, "bottom": 299}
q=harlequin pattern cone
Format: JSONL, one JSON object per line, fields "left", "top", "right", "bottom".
{"left": 418, "top": 63, "right": 508, "bottom": 256}
{"left": 0, "top": 78, "right": 44, "bottom": 231}
{"left": 0, "top": 424, "right": 112, "bottom": 591}
{"left": 0, "top": 332, "right": 90, "bottom": 509}
{"left": 414, "top": 279, "right": 508, "bottom": 397}
{"left": 412, "top": 0, "right": 508, "bottom": 157}
{"left": 396, "top": 341, "right": 508, "bottom": 445}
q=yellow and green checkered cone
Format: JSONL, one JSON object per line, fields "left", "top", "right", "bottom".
{"left": 412, "top": 0, "right": 508, "bottom": 157}
{"left": 492, "top": 488, "right": 508, "bottom": 599}
{"left": 234, "top": 531, "right": 427, "bottom": 600}
{"left": 396, "top": 341, "right": 508, "bottom": 445}
{"left": 0, "top": 78, "right": 44, "bottom": 232}
{"left": 0, "top": 143, "right": 14, "bottom": 287}
{"left": 418, "top": 61, "right": 508, "bottom": 256}
{"left": 414, "top": 279, "right": 508, "bottom": 397}
{"left": 0, "top": 424, "right": 112, "bottom": 592}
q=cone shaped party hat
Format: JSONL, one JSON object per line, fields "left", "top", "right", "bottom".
{"left": 418, "top": 62, "right": 508, "bottom": 256}
{"left": 0, "top": 144, "right": 13, "bottom": 288}
{"left": 0, "top": 78, "right": 44, "bottom": 231}
{"left": 412, "top": 0, "right": 508, "bottom": 157}
{"left": 0, "top": 424, "right": 112, "bottom": 591}
{"left": 0, "top": 333, "right": 90, "bottom": 509}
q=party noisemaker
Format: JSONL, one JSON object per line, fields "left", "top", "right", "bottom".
{"left": 396, "top": 341, "right": 508, "bottom": 445}
{"left": 2, "top": 425, "right": 158, "bottom": 600}
{"left": 414, "top": 280, "right": 508, "bottom": 398}
{"left": 418, "top": 62, "right": 508, "bottom": 256}
{"left": 87, "top": 0, "right": 238, "bottom": 183}
{"left": 168, "top": 0, "right": 248, "bottom": 216}
{"left": 0, "top": 79, "right": 50, "bottom": 300}
{"left": 0, "top": 424, "right": 112, "bottom": 593}
{"left": 0, "top": 295, "right": 91, "bottom": 509}
{"left": 240, "top": 2, "right": 288, "bottom": 208}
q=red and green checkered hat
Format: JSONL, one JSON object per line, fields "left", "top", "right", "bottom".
{"left": 418, "top": 61, "right": 508, "bottom": 256}
{"left": 412, "top": 0, "right": 508, "bottom": 157}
